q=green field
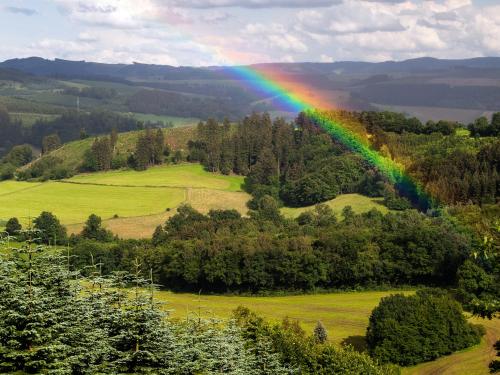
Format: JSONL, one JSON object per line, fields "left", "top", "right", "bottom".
{"left": 1, "top": 164, "right": 395, "bottom": 238}
{"left": 69, "top": 164, "right": 244, "bottom": 192}
{"left": 281, "top": 193, "right": 389, "bottom": 218}
{"left": 158, "top": 290, "right": 412, "bottom": 346}
{"left": 1, "top": 164, "right": 248, "bottom": 237}
{"left": 0, "top": 181, "right": 185, "bottom": 224}
{"left": 157, "top": 290, "right": 499, "bottom": 374}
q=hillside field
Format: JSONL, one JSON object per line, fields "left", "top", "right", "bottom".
{"left": 157, "top": 290, "right": 499, "bottom": 374}
{"left": 2, "top": 160, "right": 396, "bottom": 237}
{"left": 281, "top": 193, "right": 389, "bottom": 218}
{"left": 0, "top": 164, "right": 249, "bottom": 238}
{"left": 26, "top": 126, "right": 197, "bottom": 171}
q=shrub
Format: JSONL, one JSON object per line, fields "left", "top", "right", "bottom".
{"left": 366, "top": 289, "right": 484, "bottom": 366}
{"left": 5, "top": 217, "right": 22, "bottom": 236}
{"left": 0, "top": 163, "right": 15, "bottom": 180}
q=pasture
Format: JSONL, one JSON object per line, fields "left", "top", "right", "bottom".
{"left": 158, "top": 290, "right": 499, "bottom": 374}
{"left": 68, "top": 164, "right": 244, "bottom": 192}
{"left": 281, "top": 193, "right": 389, "bottom": 218}
{"left": 0, "top": 163, "right": 248, "bottom": 238}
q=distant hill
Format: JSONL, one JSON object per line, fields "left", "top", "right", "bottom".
{"left": 3, "top": 56, "right": 500, "bottom": 79}
{"left": 1, "top": 56, "right": 500, "bottom": 123}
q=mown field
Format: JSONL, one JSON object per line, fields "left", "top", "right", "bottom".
{"left": 68, "top": 163, "right": 243, "bottom": 192}
{"left": 0, "top": 163, "right": 249, "bottom": 238}
{"left": 156, "top": 290, "right": 499, "bottom": 374}
{"left": 281, "top": 193, "right": 389, "bottom": 218}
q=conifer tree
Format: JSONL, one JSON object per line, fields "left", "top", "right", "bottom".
{"left": 313, "top": 321, "right": 328, "bottom": 343}
{"left": 153, "top": 128, "right": 165, "bottom": 165}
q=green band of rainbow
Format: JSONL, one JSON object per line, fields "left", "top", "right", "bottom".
{"left": 224, "top": 65, "right": 433, "bottom": 208}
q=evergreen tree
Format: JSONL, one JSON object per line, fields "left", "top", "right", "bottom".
{"left": 153, "top": 128, "right": 165, "bottom": 165}
{"left": 110, "top": 126, "right": 118, "bottom": 151}
{"left": 81, "top": 214, "right": 113, "bottom": 242}
{"left": 313, "top": 321, "right": 328, "bottom": 343}
{"left": 33, "top": 211, "right": 67, "bottom": 245}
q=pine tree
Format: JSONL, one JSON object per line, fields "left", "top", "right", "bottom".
{"left": 153, "top": 128, "right": 165, "bottom": 165}
{"left": 313, "top": 321, "right": 328, "bottom": 343}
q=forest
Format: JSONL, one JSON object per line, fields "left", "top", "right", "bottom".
{"left": 1, "top": 106, "right": 499, "bottom": 373}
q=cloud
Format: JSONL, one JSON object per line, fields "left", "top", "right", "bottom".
{"left": 5, "top": 6, "right": 38, "bottom": 16}
{"left": 3, "top": 0, "right": 500, "bottom": 66}
{"left": 169, "top": 0, "right": 338, "bottom": 8}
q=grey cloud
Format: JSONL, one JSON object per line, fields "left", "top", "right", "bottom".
{"left": 169, "top": 0, "right": 339, "bottom": 8}
{"left": 77, "top": 3, "right": 117, "bottom": 14}
{"left": 5, "top": 6, "right": 38, "bottom": 16}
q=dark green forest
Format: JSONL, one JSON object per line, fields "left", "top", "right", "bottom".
{"left": 1, "top": 98, "right": 499, "bottom": 373}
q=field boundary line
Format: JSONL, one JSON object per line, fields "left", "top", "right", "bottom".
{"left": 57, "top": 180, "right": 243, "bottom": 192}
{"left": 0, "top": 183, "right": 44, "bottom": 197}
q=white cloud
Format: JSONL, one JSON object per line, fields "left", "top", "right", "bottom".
{"left": 169, "top": 0, "right": 338, "bottom": 8}
{"left": 2, "top": 0, "right": 500, "bottom": 66}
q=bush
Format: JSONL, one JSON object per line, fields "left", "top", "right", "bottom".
{"left": 5, "top": 217, "right": 21, "bottom": 235}
{"left": 366, "top": 289, "right": 484, "bottom": 366}
{"left": 0, "top": 163, "right": 15, "bottom": 180}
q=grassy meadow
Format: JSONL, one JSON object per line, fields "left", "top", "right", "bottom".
{"left": 156, "top": 290, "right": 499, "bottom": 374}
{"left": 68, "top": 163, "right": 244, "bottom": 192}
{"left": 281, "top": 193, "right": 389, "bottom": 218}
{"left": 26, "top": 126, "right": 197, "bottom": 172}
{"left": 1, "top": 163, "right": 249, "bottom": 238}
{"left": 158, "top": 290, "right": 413, "bottom": 346}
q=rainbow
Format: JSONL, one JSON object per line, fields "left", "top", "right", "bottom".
{"left": 222, "top": 65, "right": 433, "bottom": 209}
{"left": 155, "top": 21, "right": 432, "bottom": 207}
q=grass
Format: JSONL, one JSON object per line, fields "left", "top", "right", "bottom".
{"left": 2, "top": 163, "right": 249, "bottom": 238}
{"left": 281, "top": 193, "right": 389, "bottom": 218}
{"left": 157, "top": 290, "right": 498, "bottom": 373}
{"left": 27, "top": 126, "right": 197, "bottom": 172}
{"left": 68, "top": 164, "right": 244, "bottom": 192}
{"left": 0, "top": 181, "right": 186, "bottom": 225}
{"left": 156, "top": 290, "right": 413, "bottom": 346}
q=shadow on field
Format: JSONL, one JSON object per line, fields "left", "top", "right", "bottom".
{"left": 341, "top": 335, "right": 367, "bottom": 352}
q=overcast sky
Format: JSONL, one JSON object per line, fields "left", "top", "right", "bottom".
{"left": 0, "top": 0, "right": 498, "bottom": 66}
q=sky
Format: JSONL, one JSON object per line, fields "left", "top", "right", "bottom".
{"left": 0, "top": 0, "right": 499, "bottom": 66}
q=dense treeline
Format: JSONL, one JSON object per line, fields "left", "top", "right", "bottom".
{"left": 189, "top": 113, "right": 386, "bottom": 207}
{"left": 68, "top": 204, "right": 471, "bottom": 293}
{"left": 0, "top": 236, "right": 397, "bottom": 374}
{"left": 372, "top": 130, "right": 500, "bottom": 205}
{"left": 0, "top": 105, "right": 141, "bottom": 157}
{"left": 468, "top": 113, "right": 500, "bottom": 137}
{"left": 358, "top": 111, "right": 459, "bottom": 135}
